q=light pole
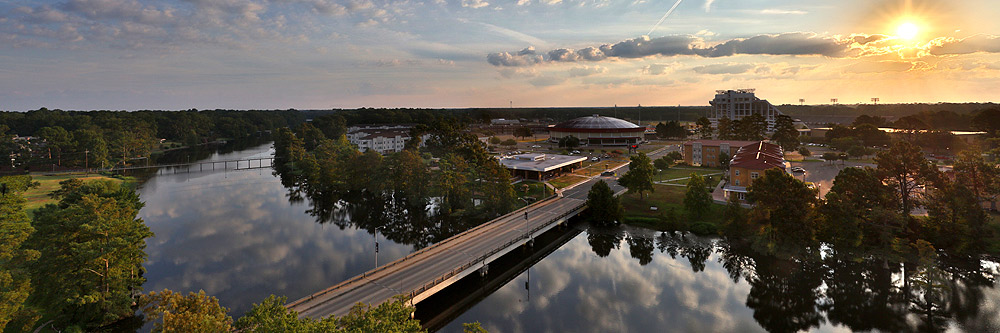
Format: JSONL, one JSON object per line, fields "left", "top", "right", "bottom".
{"left": 374, "top": 226, "right": 380, "bottom": 268}
{"left": 518, "top": 197, "right": 531, "bottom": 245}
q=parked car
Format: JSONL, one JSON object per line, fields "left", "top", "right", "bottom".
{"left": 531, "top": 145, "right": 541, "bottom": 148}
{"left": 572, "top": 150, "right": 581, "bottom": 154}
{"left": 790, "top": 166, "right": 805, "bottom": 173}
{"left": 591, "top": 157, "right": 599, "bottom": 161}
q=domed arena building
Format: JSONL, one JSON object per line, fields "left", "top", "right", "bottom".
{"left": 548, "top": 114, "right": 645, "bottom": 146}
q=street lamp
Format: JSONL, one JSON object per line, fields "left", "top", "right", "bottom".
{"left": 518, "top": 197, "right": 532, "bottom": 245}
{"left": 374, "top": 226, "right": 380, "bottom": 268}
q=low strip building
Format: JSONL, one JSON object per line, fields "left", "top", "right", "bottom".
{"left": 723, "top": 141, "right": 787, "bottom": 201}
{"left": 499, "top": 153, "right": 586, "bottom": 180}
{"left": 682, "top": 139, "right": 758, "bottom": 167}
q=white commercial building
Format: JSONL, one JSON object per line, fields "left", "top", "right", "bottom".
{"left": 709, "top": 89, "right": 786, "bottom": 131}
{"left": 346, "top": 125, "right": 428, "bottom": 154}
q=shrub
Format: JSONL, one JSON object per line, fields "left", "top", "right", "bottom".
{"left": 689, "top": 222, "right": 718, "bottom": 236}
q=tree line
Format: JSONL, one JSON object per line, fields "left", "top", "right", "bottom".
{"left": 0, "top": 108, "right": 304, "bottom": 172}
{"left": 273, "top": 117, "right": 517, "bottom": 227}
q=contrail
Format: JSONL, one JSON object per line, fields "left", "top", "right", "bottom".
{"left": 647, "top": 0, "right": 684, "bottom": 36}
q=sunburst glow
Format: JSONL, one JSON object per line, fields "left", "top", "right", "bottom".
{"left": 897, "top": 22, "right": 920, "bottom": 40}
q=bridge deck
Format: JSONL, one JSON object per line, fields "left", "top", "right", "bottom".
{"left": 285, "top": 148, "right": 661, "bottom": 319}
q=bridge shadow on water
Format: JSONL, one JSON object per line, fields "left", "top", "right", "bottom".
{"left": 413, "top": 214, "right": 586, "bottom": 331}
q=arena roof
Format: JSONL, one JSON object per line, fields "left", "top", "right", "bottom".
{"left": 551, "top": 115, "right": 643, "bottom": 131}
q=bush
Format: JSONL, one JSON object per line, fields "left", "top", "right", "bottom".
{"left": 624, "top": 216, "right": 660, "bottom": 225}
{"left": 689, "top": 222, "right": 718, "bottom": 236}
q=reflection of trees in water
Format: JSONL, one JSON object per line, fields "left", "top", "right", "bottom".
{"left": 585, "top": 226, "right": 1000, "bottom": 332}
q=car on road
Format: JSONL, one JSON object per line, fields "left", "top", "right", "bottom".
{"left": 531, "top": 145, "right": 541, "bottom": 148}
{"left": 591, "top": 157, "right": 599, "bottom": 161}
{"left": 790, "top": 166, "right": 805, "bottom": 173}
{"left": 572, "top": 150, "right": 581, "bottom": 154}
{"left": 601, "top": 171, "right": 616, "bottom": 177}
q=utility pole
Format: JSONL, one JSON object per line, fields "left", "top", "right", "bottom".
{"left": 374, "top": 227, "right": 380, "bottom": 268}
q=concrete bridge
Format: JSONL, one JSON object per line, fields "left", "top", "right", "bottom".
{"left": 286, "top": 170, "right": 627, "bottom": 319}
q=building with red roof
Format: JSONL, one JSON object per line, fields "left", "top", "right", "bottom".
{"left": 723, "top": 141, "right": 788, "bottom": 202}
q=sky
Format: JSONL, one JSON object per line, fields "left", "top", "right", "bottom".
{"left": 2, "top": 0, "right": 1000, "bottom": 110}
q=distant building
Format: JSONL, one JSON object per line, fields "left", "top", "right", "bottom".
{"left": 345, "top": 125, "right": 429, "bottom": 154}
{"left": 709, "top": 89, "right": 786, "bottom": 132}
{"left": 723, "top": 141, "right": 787, "bottom": 202}
{"left": 682, "top": 139, "right": 758, "bottom": 167}
{"left": 490, "top": 118, "right": 520, "bottom": 125}
{"left": 499, "top": 153, "right": 586, "bottom": 180}
{"left": 548, "top": 114, "right": 645, "bottom": 146}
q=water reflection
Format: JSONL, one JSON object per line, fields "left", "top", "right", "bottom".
{"left": 138, "top": 142, "right": 413, "bottom": 316}
{"left": 441, "top": 225, "right": 1000, "bottom": 332}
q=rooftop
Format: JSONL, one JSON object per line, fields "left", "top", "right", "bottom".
{"left": 551, "top": 115, "right": 641, "bottom": 130}
{"left": 684, "top": 139, "right": 759, "bottom": 147}
{"left": 731, "top": 141, "right": 786, "bottom": 170}
{"left": 499, "top": 153, "right": 587, "bottom": 172}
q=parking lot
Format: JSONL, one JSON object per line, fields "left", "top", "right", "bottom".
{"left": 788, "top": 159, "right": 876, "bottom": 198}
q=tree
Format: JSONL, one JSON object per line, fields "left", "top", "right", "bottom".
{"left": 653, "top": 157, "right": 671, "bottom": 171}
{"left": 501, "top": 138, "right": 517, "bottom": 148}
{"left": 488, "top": 136, "right": 501, "bottom": 145}
{"left": 665, "top": 151, "right": 683, "bottom": 162}
{"left": 798, "top": 147, "right": 811, "bottom": 157}
{"left": 746, "top": 169, "right": 819, "bottom": 250}
{"left": 854, "top": 123, "right": 891, "bottom": 147}
{"left": 683, "top": 173, "right": 712, "bottom": 219}
{"left": 618, "top": 153, "right": 655, "bottom": 199}
{"left": 972, "top": 108, "right": 1000, "bottom": 137}
{"left": 26, "top": 179, "right": 154, "bottom": 329}
{"left": 718, "top": 151, "right": 730, "bottom": 170}
{"left": 818, "top": 167, "right": 899, "bottom": 250}
{"left": 71, "top": 129, "right": 109, "bottom": 168}
{"left": 513, "top": 126, "right": 532, "bottom": 140}
{"left": 771, "top": 115, "right": 800, "bottom": 151}
{"left": 852, "top": 114, "right": 888, "bottom": 127}
{"left": 655, "top": 121, "right": 687, "bottom": 139}
{"left": 336, "top": 296, "right": 424, "bottom": 332}
{"left": 586, "top": 180, "right": 623, "bottom": 226}
{"left": 875, "top": 141, "right": 940, "bottom": 216}
{"left": 716, "top": 117, "right": 735, "bottom": 140}
{"left": 37, "top": 126, "right": 72, "bottom": 166}
{"left": 822, "top": 152, "right": 840, "bottom": 165}
{"left": 235, "top": 295, "right": 334, "bottom": 332}
{"left": 735, "top": 113, "right": 767, "bottom": 141}
{"left": 140, "top": 289, "right": 233, "bottom": 332}
{"left": 951, "top": 148, "right": 1000, "bottom": 231}
{"left": 696, "top": 117, "right": 713, "bottom": 138}
{"left": 0, "top": 179, "right": 38, "bottom": 331}
{"left": 848, "top": 145, "right": 868, "bottom": 158}
{"left": 558, "top": 136, "right": 580, "bottom": 148}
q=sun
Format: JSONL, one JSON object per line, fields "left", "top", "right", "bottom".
{"left": 896, "top": 22, "right": 920, "bottom": 40}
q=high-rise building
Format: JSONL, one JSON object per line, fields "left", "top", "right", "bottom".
{"left": 709, "top": 89, "right": 785, "bottom": 131}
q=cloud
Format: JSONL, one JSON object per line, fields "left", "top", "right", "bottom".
{"left": 692, "top": 63, "right": 755, "bottom": 75}
{"left": 703, "top": 0, "right": 715, "bottom": 12}
{"left": 843, "top": 61, "right": 914, "bottom": 74}
{"left": 569, "top": 65, "right": 607, "bottom": 77}
{"left": 487, "top": 32, "right": 878, "bottom": 67}
{"left": 928, "top": 34, "right": 1000, "bottom": 55}
{"left": 461, "top": 0, "right": 490, "bottom": 8}
{"left": 486, "top": 46, "right": 545, "bottom": 66}
{"left": 642, "top": 63, "right": 676, "bottom": 75}
{"left": 759, "top": 9, "right": 807, "bottom": 15}
{"left": 529, "top": 76, "right": 566, "bottom": 87}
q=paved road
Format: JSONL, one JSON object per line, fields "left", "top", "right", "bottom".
{"left": 288, "top": 170, "right": 626, "bottom": 319}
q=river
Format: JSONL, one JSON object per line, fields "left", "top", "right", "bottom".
{"left": 137, "top": 140, "right": 1000, "bottom": 332}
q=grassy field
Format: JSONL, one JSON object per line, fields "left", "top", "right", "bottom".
{"left": 575, "top": 159, "right": 628, "bottom": 177}
{"left": 22, "top": 173, "right": 126, "bottom": 215}
{"left": 619, "top": 184, "right": 725, "bottom": 232}
{"left": 549, "top": 175, "right": 589, "bottom": 189}
{"left": 515, "top": 181, "right": 551, "bottom": 201}
{"left": 653, "top": 167, "right": 723, "bottom": 182}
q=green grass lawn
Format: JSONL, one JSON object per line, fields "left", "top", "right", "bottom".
{"left": 653, "top": 167, "right": 723, "bottom": 182}
{"left": 515, "top": 182, "right": 551, "bottom": 201}
{"left": 549, "top": 175, "right": 589, "bottom": 189}
{"left": 619, "top": 184, "right": 725, "bottom": 232}
{"left": 22, "top": 173, "right": 125, "bottom": 216}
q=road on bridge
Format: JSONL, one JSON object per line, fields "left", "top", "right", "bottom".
{"left": 288, "top": 147, "right": 669, "bottom": 319}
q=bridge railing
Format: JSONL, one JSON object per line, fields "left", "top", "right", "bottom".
{"left": 287, "top": 193, "right": 561, "bottom": 309}
{"left": 402, "top": 197, "right": 587, "bottom": 300}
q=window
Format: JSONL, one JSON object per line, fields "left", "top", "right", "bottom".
{"left": 751, "top": 172, "right": 759, "bottom": 179}
{"left": 734, "top": 179, "right": 741, "bottom": 186}
{"left": 738, "top": 192, "right": 746, "bottom": 200}
{"left": 734, "top": 170, "right": 740, "bottom": 176}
